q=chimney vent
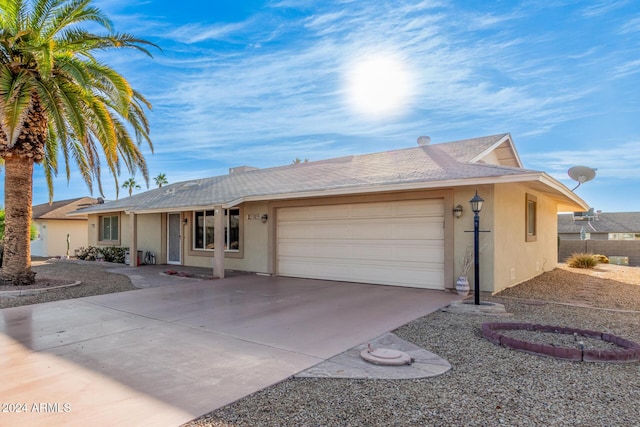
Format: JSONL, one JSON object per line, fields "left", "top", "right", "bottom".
{"left": 417, "top": 136, "right": 431, "bottom": 146}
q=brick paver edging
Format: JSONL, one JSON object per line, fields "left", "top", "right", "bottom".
{"left": 482, "top": 322, "right": 640, "bottom": 363}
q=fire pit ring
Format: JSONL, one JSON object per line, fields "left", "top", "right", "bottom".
{"left": 482, "top": 322, "right": 640, "bottom": 363}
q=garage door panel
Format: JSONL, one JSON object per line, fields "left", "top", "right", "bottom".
{"left": 311, "top": 205, "right": 351, "bottom": 219}
{"left": 393, "top": 221, "right": 443, "bottom": 240}
{"left": 281, "top": 220, "right": 443, "bottom": 241}
{"left": 278, "top": 258, "right": 444, "bottom": 289}
{"left": 280, "top": 239, "right": 443, "bottom": 262}
{"left": 277, "top": 199, "right": 445, "bottom": 289}
{"left": 393, "top": 244, "right": 444, "bottom": 262}
{"left": 350, "top": 203, "right": 394, "bottom": 218}
{"left": 278, "top": 207, "right": 313, "bottom": 221}
{"left": 393, "top": 200, "right": 444, "bottom": 217}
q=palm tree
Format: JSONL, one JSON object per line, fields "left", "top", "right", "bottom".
{"left": 154, "top": 172, "right": 168, "bottom": 188}
{"left": 122, "top": 177, "right": 141, "bottom": 197}
{"left": 0, "top": 0, "right": 157, "bottom": 285}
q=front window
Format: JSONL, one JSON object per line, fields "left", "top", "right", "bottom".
{"left": 193, "top": 208, "right": 240, "bottom": 251}
{"left": 525, "top": 194, "right": 537, "bottom": 242}
{"left": 100, "top": 215, "right": 119, "bottom": 241}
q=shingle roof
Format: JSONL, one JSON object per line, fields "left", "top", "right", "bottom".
{"left": 558, "top": 212, "right": 640, "bottom": 234}
{"left": 76, "top": 133, "right": 571, "bottom": 214}
{"left": 33, "top": 197, "right": 97, "bottom": 220}
{"left": 429, "top": 133, "right": 510, "bottom": 163}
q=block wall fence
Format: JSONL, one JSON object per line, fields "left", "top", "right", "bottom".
{"left": 558, "top": 239, "right": 640, "bottom": 267}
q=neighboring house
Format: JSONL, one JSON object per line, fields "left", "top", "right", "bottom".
{"left": 557, "top": 211, "right": 640, "bottom": 266}
{"left": 72, "top": 134, "right": 587, "bottom": 294}
{"left": 558, "top": 211, "right": 640, "bottom": 240}
{"left": 31, "top": 197, "right": 97, "bottom": 257}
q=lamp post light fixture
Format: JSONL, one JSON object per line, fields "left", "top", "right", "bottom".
{"left": 469, "top": 191, "right": 484, "bottom": 305}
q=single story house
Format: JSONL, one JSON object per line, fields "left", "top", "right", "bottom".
{"left": 558, "top": 211, "right": 640, "bottom": 240}
{"left": 72, "top": 134, "right": 588, "bottom": 293}
{"left": 31, "top": 197, "right": 97, "bottom": 257}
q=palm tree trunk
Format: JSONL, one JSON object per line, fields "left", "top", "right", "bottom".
{"left": 1, "top": 156, "right": 35, "bottom": 285}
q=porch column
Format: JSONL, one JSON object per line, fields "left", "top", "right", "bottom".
{"left": 213, "top": 206, "right": 225, "bottom": 279}
{"left": 129, "top": 212, "right": 138, "bottom": 268}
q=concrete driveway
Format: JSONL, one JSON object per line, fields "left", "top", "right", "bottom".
{"left": 0, "top": 274, "right": 459, "bottom": 427}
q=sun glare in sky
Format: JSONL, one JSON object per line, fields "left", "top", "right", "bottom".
{"left": 344, "top": 55, "right": 412, "bottom": 119}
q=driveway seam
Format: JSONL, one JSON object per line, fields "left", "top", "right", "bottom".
{"left": 80, "top": 296, "right": 332, "bottom": 360}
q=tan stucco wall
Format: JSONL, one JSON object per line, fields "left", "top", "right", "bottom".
{"left": 33, "top": 219, "right": 88, "bottom": 257}
{"left": 234, "top": 201, "right": 270, "bottom": 272}
{"left": 136, "top": 213, "right": 163, "bottom": 258}
{"left": 452, "top": 185, "right": 495, "bottom": 293}
{"left": 492, "top": 183, "right": 558, "bottom": 293}
{"left": 87, "top": 214, "right": 98, "bottom": 246}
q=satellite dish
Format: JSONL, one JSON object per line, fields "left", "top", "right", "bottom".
{"left": 568, "top": 166, "right": 597, "bottom": 191}
{"left": 417, "top": 136, "right": 431, "bottom": 146}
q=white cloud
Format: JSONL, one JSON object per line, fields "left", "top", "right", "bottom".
{"left": 523, "top": 141, "right": 640, "bottom": 180}
{"left": 168, "top": 21, "right": 253, "bottom": 44}
{"left": 580, "top": 0, "right": 628, "bottom": 17}
{"left": 614, "top": 59, "right": 640, "bottom": 78}
{"left": 619, "top": 16, "right": 640, "bottom": 34}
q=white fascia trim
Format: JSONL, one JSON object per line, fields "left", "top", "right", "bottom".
{"left": 126, "top": 205, "right": 219, "bottom": 215}
{"left": 66, "top": 206, "right": 134, "bottom": 217}
{"left": 128, "top": 203, "right": 239, "bottom": 215}
{"left": 537, "top": 173, "right": 589, "bottom": 210}
{"left": 117, "top": 173, "right": 587, "bottom": 214}
{"left": 469, "top": 134, "right": 524, "bottom": 168}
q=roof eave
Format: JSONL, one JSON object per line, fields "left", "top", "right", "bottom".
{"left": 85, "top": 173, "right": 588, "bottom": 215}
{"left": 534, "top": 173, "right": 590, "bottom": 212}
{"left": 227, "top": 173, "right": 589, "bottom": 210}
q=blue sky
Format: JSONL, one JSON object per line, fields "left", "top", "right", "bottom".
{"left": 24, "top": 0, "right": 640, "bottom": 211}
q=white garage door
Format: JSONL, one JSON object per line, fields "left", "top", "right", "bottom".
{"left": 277, "top": 199, "right": 445, "bottom": 289}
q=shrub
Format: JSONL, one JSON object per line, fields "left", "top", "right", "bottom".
{"left": 593, "top": 254, "right": 609, "bottom": 264}
{"left": 100, "top": 246, "right": 128, "bottom": 264}
{"left": 566, "top": 252, "right": 599, "bottom": 269}
{"left": 77, "top": 246, "right": 99, "bottom": 261}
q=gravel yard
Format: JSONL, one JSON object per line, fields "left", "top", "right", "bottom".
{"left": 0, "top": 259, "right": 135, "bottom": 309}
{"left": 186, "top": 264, "right": 640, "bottom": 427}
{"left": 2, "top": 260, "right": 639, "bottom": 426}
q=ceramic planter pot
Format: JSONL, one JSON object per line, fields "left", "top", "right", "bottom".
{"left": 456, "top": 276, "right": 470, "bottom": 296}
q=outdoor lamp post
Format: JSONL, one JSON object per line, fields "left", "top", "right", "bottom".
{"left": 469, "top": 191, "right": 484, "bottom": 305}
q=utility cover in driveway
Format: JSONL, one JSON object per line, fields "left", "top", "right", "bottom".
{"left": 277, "top": 199, "right": 445, "bottom": 289}
{"left": 0, "top": 275, "right": 459, "bottom": 426}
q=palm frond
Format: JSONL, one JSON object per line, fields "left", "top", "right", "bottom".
{"left": 33, "top": 77, "right": 68, "bottom": 144}
{"left": 0, "top": 67, "right": 33, "bottom": 147}
{"left": 31, "top": 0, "right": 64, "bottom": 34}
{"left": 43, "top": 0, "right": 112, "bottom": 40}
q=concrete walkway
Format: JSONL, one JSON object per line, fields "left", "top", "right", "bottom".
{"left": 0, "top": 269, "right": 460, "bottom": 427}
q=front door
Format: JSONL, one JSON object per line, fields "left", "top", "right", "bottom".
{"left": 167, "top": 213, "right": 182, "bottom": 265}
